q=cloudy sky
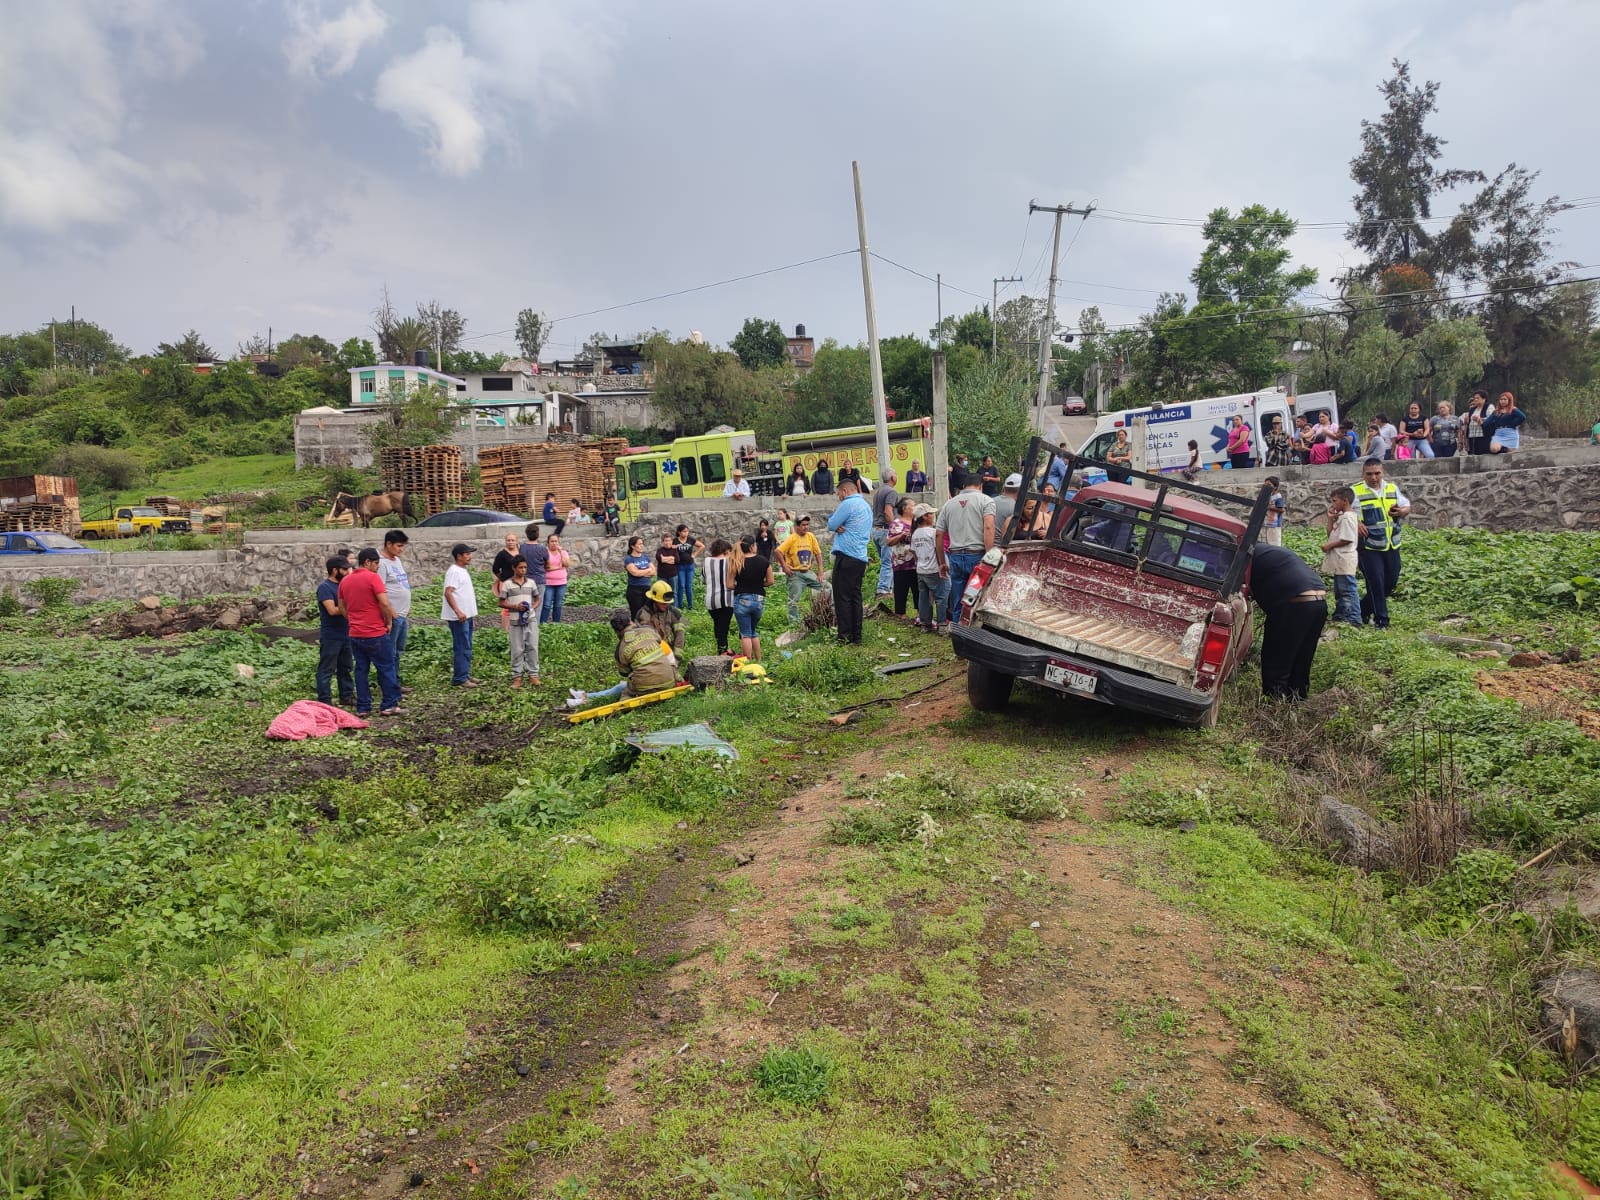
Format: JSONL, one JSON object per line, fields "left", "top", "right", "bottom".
{"left": 2, "top": 0, "right": 1597, "bottom": 362}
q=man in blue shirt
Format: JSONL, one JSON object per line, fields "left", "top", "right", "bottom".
{"left": 315, "top": 555, "right": 354, "bottom": 706}
{"left": 827, "top": 477, "right": 872, "bottom": 644}
{"left": 542, "top": 493, "right": 565, "bottom": 536}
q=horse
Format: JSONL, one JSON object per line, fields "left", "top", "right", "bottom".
{"left": 331, "top": 490, "right": 415, "bottom": 529}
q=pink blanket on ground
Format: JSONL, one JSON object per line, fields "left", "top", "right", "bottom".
{"left": 265, "top": 700, "right": 369, "bottom": 740}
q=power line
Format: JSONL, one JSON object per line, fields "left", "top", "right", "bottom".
{"left": 1091, "top": 196, "right": 1600, "bottom": 230}
{"left": 1066, "top": 269, "right": 1600, "bottom": 336}
{"left": 458, "top": 248, "right": 859, "bottom": 342}
{"left": 867, "top": 252, "right": 988, "bottom": 301}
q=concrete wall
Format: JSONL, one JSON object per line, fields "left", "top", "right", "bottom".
{"left": 294, "top": 411, "right": 551, "bottom": 470}
{"left": 1186, "top": 445, "right": 1600, "bottom": 531}
{"left": 8, "top": 449, "right": 1600, "bottom": 605}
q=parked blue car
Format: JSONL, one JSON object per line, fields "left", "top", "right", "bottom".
{"left": 0, "top": 531, "right": 95, "bottom": 555}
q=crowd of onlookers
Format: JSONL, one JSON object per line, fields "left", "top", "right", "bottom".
{"left": 1216, "top": 389, "right": 1530, "bottom": 472}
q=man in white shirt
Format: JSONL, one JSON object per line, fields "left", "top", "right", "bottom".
{"left": 377, "top": 530, "right": 412, "bottom": 691}
{"left": 722, "top": 468, "right": 751, "bottom": 500}
{"left": 441, "top": 543, "right": 480, "bottom": 686}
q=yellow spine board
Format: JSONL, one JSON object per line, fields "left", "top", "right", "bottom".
{"left": 565, "top": 683, "right": 694, "bottom": 724}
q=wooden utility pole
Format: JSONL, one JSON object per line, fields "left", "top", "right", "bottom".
{"left": 992, "top": 276, "right": 1022, "bottom": 356}
{"left": 1027, "top": 202, "right": 1095, "bottom": 430}
{"left": 852, "top": 161, "right": 891, "bottom": 478}
{"left": 936, "top": 273, "right": 942, "bottom": 348}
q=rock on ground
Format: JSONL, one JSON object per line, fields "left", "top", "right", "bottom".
{"left": 1314, "top": 795, "right": 1398, "bottom": 871}
{"left": 1539, "top": 969, "right": 1600, "bottom": 1066}
{"left": 688, "top": 655, "right": 731, "bottom": 689}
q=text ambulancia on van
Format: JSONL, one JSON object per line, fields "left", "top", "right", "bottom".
{"left": 1077, "top": 389, "right": 1338, "bottom": 474}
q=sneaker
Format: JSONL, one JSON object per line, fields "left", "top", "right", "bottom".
{"left": 454, "top": 679, "right": 481, "bottom": 688}
{"left": 565, "top": 692, "right": 588, "bottom": 710}
{"left": 355, "top": 711, "right": 371, "bottom": 718}
{"left": 379, "top": 706, "right": 405, "bottom": 716}
{"left": 568, "top": 687, "right": 585, "bottom": 699}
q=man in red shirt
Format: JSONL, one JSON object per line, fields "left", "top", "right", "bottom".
{"left": 337, "top": 548, "right": 402, "bottom": 715}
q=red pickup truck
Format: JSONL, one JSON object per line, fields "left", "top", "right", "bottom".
{"left": 950, "top": 440, "right": 1271, "bottom": 728}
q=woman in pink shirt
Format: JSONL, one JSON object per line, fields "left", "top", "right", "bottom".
{"left": 1226, "top": 415, "right": 1253, "bottom": 469}
{"left": 541, "top": 534, "right": 571, "bottom": 623}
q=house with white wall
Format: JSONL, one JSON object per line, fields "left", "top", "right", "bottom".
{"left": 347, "top": 363, "right": 467, "bottom": 406}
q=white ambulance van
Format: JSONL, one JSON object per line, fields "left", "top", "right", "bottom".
{"left": 1076, "top": 389, "right": 1339, "bottom": 473}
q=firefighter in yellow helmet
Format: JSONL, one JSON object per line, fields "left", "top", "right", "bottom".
{"left": 642, "top": 579, "right": 685, "bottom": 657}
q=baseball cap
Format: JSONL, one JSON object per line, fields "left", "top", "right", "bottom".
{"left": 450, "top": 542, "right": 472, "bottom": 557}
{"left": 1003, "top": 473, "right": 1023, "bottom": 489}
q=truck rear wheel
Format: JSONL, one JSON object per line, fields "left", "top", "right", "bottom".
{"left": 966, "top": 661, "right": 1014, "bottom": 712}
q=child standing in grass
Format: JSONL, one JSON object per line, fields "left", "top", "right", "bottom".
{"left": 498, "top": 556, "right": 541, "bottom": 687}
{"left": 1321, "top": 486, "right": 1361, "bottom": 627}
{"left": 910, "top": 503, "right": 946, "bottom": 631}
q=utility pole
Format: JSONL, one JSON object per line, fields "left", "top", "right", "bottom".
{"left": 936, "top": 273, "right": 942, "bottom": 349}
{"left": 992, "top": 276, "right": 1022, "bottom": 356}
{"left": 70, "top": 305, "right": 77, "bottom": 371}
{"left": 1027, "top": 202, "right": 1095, "bottom": 430}
{"left": 852, "top": 161, "right": 891, "bottom": 478}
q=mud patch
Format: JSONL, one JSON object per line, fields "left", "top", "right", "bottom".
{"left": 1476, "top": 660, "right": 1600, "bottom": 738}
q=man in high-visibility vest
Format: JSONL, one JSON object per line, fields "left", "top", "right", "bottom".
{"left": 1352, "top": 457, "right": 1411, "bottom": 629}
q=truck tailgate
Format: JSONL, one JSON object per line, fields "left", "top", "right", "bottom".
{"left": 974, "top": 543, "right": 1214, "bottom": 685}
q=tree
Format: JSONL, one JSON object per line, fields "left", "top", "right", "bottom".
{"left": 1138, "top": 205, "right": 1318, "bottom": 395}
{"left": 236, "top": 334, "right": 271, "bottom": 358}
{"left": 44, "top": 317, "right": 127, "bottom": 375}
{"left": 1348, "top": 60, "right": 1483, "bottom": 282}
{"left": 930, "top": 306, "right": 994, "bottom": 353}
{"left": 948, "top": 357, "right": 1033, "bottom": 469}
{"left": 277, "top": 333, "right": 337, "bottom": 368}
{"left": 644, "top": 334, "right": 780, "bottom": 434}
{"left": 155, "top": 330, "right": 216, "bottom": 361}
{"left": 388, "top": 318, "right": 432, "bottom": 366}
{"left": 416, "top": 299, "right": 466, "bottom": 358}
{"left": 515, "top": 309, "right": 548, "bottom": 360}
{"left": 730, "top": 318, "right": 787, "bottom": 371}
{"left": 335, "top": 337, "right": 376, "bottom": 371}
{"left": 363, "top": 383, "right": 461, "bottom": 452}
{"left": 994, "top": 296, "right": 1047, "bottom": 355}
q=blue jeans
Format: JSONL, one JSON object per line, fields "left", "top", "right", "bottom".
{"left": 676, "top": 564, "right": 696, "bottom": 611}
{"left": 871, "top": 527, "right": 892, "bottom": 594}
{"left": 1358, "top": 548, "right": 1400, "bottom": 628}
{"left": 541, "top": 583, "right": 566, "bottom": 623}
{"left": 945, "top": 551, "right": 982, "bottom": 627}
{"left": 316, "top": 635, "right": 354, "bottom": 704}
{"left": 734, "top": 593, "right": 765, "bottom": 638}
{"left": 387, "top": 614, "right": 409, "bottom": 684}
{"left": 587, "top": 680, "right": 627, "bottom": 704}
{"left": 1331, "top": 574, "right": 1361, "bottom": 626}
{"left": 448, "top": 619, "right": 474, "bottom": 684}
{"left": 351, "top": 634, "right": 401, "bottom": 713}
{"left": 916, "top": 572, "right": 948, "bottom": 626}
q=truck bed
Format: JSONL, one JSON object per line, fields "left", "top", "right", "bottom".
{"left": 974, "top": 541, "right": 1214, "bottom": 685}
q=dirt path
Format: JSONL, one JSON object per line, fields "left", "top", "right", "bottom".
{"left": 323, "top": 678, "right": 1374, "bottom": 1199}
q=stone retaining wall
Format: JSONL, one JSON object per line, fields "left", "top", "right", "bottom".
{"left": 6, "top": 451, "right": 1600, "bottom": 605}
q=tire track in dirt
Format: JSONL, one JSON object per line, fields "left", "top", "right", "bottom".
{"left": 322, "top": 677, "right": 1375, "bottom": 1198}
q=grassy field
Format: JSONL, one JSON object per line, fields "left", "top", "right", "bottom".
{"left": 8, "top": 533, "right": 1600, "bottom": 1198}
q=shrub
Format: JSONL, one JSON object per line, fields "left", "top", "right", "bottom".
{"left": 751, "top": 1045, "right": 834, "bottom": 1106}
{"left": 450, "top": 839, "right": 593, "bottom": 933}
{"left": 0, "top": 587, "right": 21, "bottom": 618}
{"left": 23, "top": 577, "right": 81, "bottom": 609}
{"left": 617, "top": 748, "right": 739, "bottom": 816}
{"left": 481, "top": 771, "right": 602, "bottom": 831}
{"left": 991, "top": 778, "right": 1069, "bottom": 822}
{"left": 51, "top": 444, "right": 144, "bottom": 490}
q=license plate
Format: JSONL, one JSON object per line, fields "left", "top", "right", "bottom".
{"left": 1044, "top": 660, "right": 1098, "bottom": 694}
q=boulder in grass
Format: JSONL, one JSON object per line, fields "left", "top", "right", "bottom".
{"left": 1539, "top": 969, "right": 1600, "bottom": 1068}
{"left": 1314, "top": 795, "right": 1398, "bottom": 871}
{"left": 688, "top": 655, "right": 731, "bottom": 689}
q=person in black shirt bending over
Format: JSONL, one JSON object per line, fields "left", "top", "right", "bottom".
{"left": 1249, "top": 544, "right": 1328, "bottom": 701}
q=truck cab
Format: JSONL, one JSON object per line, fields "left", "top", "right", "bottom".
{"left": 951, "top": 438, "right": 1270, "bottom": 728}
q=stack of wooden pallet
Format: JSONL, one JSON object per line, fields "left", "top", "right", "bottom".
{"left": 143, "top": 496, "right": 190, "bottom": 517}
{"left": 480, "top": 439, "right": 631, "bottom": 515}
{"left": 378, "top": 445, "right": 463, "bottom": 516}
{"left": 0, "top": 474, "right": 80, "bottom": 534}
{"left": 0, "top": 503, "right": 74, "bottom": 533}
